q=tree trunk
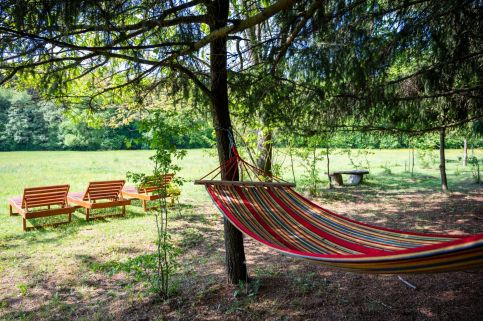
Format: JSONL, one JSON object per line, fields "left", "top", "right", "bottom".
{"left": 209, "top": 0, "right": 247, "bottom": 284}
{"left": 326, "top": 144, "right": 332, "bottom": 188}
{"left": 289, "top": 142, "right": 296, "bottom": 184}
{"left": 256, "top": 127, "right": 272, "bottom": 176}
{"left": 411, "top": 147, "right": 415, "bottom": 177}
{"left": 463, "top": 138, "right": 467, "bottom": 166}
{"left": 245, "top": 4, "right": 273, "bottom": 179}
{"left": 439, "top": 128, "right": 448, "bottom": 192}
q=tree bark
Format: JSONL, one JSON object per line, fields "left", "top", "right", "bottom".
{"left": 256, "top": 127, "right": 273, "bottom": 177}
{"left": 411, "top": 147, "right": 415, "bottom": 177}
{"left": 326, "top": 144, "right": 332, "bottom": 188}
{"left": 244, "top": 5, "right": 273, "bottom": 179}
{"left": 209, "top": 0, "right": 247, "bottom": 284}
{"left": 463, "top": 138, "right": 467, "bottom": 166}
{"left": 439, "top": 127, "right": 448, "bottom": 191}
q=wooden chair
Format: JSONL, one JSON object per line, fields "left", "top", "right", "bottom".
{"left": 67, "top": 180, "right": 130, "bottom": 220}
{"left": 122, "top": 174, "right": 178, "bottom": 211}
{"left": 8, "top": 185, "right": 75, "bottom": 231}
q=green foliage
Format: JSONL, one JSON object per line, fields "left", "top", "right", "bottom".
{"left": 468, "top": 156, "right": 481, "bottom": 184}
{"left": 17, "top": 283, "right": 28, "bottom": 296}
{"left": 234, "top": 279, "right": 261, "bottom": 299}
{"left": 417, "top": 149, "right": 437, "bottom": 169}
{"left": 2, "top": 91, "right": 52, "bottom": 150}
{"left": 0, "top": 87, "right": 479, "bottom": 154}
{"left": 0, "top": 0, "right": 480, "bottom": 175}
{"left": 127, "top": 109, "right": 187, "bottom": 299}
{"left": 91, "top": 252, "right": 181, "bottom": 295}
{"left": 295, "top": 137, "right": 324, "bottom": 196}
{"left": 292, "top": 272, "right": 318, "bottom": 295}
{"left": 229, "top": 1, "right": 481, "bottom": 144}
{"left": 344, "top": 149, "right": 373, "bottom": 170}
{"left": 0, "top": 89, "right": 215, "bottom": 151}
{"left": 380, "top": 163, "right": 393, "bottom": 175}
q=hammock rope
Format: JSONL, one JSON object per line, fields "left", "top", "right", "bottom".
{"left": 195, "top": 140, "right": 483, "bottom": 273}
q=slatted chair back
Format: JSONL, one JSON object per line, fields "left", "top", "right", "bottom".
{"left": 83, "top": 180, "right": 125, "bottom": 201}
{"left": 22, "top": 185, "right": 70, "bottom": 211}
{"left": 140, "top": 174, "right": 174, "bottom": 194}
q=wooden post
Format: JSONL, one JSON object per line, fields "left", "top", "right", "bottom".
{"left": 439, "top": 127, "right": 448, "bottom": 192}
{"left": 209, "top": 0, "right": 247, "bottom": 284}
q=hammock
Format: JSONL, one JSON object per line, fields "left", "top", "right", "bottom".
{"left": 195, "top": 145, "right": 483, "bottom": 274}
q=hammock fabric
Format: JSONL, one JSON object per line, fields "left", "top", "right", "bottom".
{"left": 195, "top": 144, "right": 483, "bottom": 273}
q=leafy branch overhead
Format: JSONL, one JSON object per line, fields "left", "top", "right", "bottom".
{"left": 0, "top": 0, "right": 481, "bottom": 134}
{"left": 229, "top": 1, "right": 482, "bottom": 134}
{"left": 0, "top": 0, "right": 301, "bottom": 102}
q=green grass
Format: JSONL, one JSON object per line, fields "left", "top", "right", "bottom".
{"left": 0, "top": 148, "right": 481, "bottom": 320}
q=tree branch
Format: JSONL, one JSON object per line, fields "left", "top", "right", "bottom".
{"left": 169, "top": 62, "right": 212, "bottom": 99}
{"left": 271, "top": 0, "right": 325, "bottom": 73}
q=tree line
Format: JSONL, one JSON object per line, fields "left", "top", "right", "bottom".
{"left": 1, "top": 88, "right": 480, "bottom": 152}
{"left": 0, "top": 89, "right": 214, "bottom": 151}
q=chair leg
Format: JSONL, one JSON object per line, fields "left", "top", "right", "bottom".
{"left": 86, "top": 208, "right": 90, "bottom": 221}
{"left": 22, "top": 217, "right": 27, "bottom": 231}
{"left": 68, "top": 212, "right": 72, "bottom": 223}
{"left": 121, "top": 205, "right": 126, "bottom": 216}
{"left": 9, "top": 204, "right": 13, "bottom": 216}
{"left": 142, "top": 200, "right": 147, "bottom": 212}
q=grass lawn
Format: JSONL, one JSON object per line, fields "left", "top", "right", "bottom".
{"left": 0, "top": 148, "right": 482, "bottom": 321}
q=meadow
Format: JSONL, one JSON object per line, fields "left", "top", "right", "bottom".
{"left": 0, "top": 148, "right": 482, "bottom": 321}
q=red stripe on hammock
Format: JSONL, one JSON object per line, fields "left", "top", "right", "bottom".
{"left": 207, "top": 186, "right": 483, "bottom": 262}
{"left": 233, "top": 186, "right": 298, "bottom": 251}
{"left": 290, "top": 188, "right": 462, "bottom": 239}
{"left": 265, "top": 188, "right": 385, "bottom": 255}
{"left": 249, "top": 186, "right": 354, "bottom": 254}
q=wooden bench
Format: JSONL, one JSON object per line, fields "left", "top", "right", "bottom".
{"left": 122, "top": 174, "right": 179, "bottom": 211}
{"left": 67, "top": 180, "right": 131, "bottom": 220}
{"left": 329, "top": 170, "right": 369, "bottom": 186}
{"left": 8, "top": 185, "right": 75, "bottom": 231}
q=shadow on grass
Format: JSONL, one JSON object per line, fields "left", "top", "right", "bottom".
{"left": 1, "top": 206, "right": 148, "bottom": 248}
{"left": 313, "top": 170, "right": 481, "bottom": 204}
{"left": 4, "top": 201, "right": 197, "bottom": 241}
{"left": 1, "top": 202, "right": 201, "bottom": 258}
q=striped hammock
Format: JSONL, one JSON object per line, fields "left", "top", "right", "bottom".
{"left": 195, "top": 152, "right": 483, "bottom": 274}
